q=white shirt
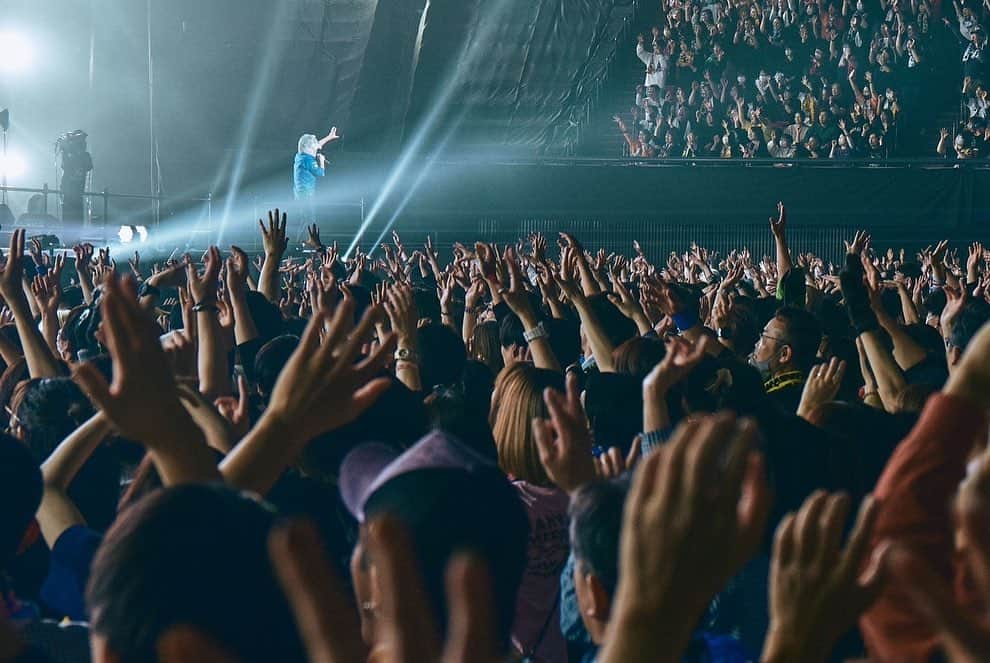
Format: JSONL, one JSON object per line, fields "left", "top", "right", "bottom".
{"left": 637, "top": 43, "right": 670, "bottom": 88}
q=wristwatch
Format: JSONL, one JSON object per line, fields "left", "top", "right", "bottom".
{"left": 394, "top": 347, "right": 419, "bottom": 364}
{"left": 523, "top": 322, "right": 549, "bottom": 343}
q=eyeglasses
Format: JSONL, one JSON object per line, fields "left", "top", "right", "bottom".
{"left": 757, "top": 332, "right": 789, "bottom": 348}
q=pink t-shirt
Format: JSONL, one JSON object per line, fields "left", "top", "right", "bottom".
{"left": 510, "top": 481, "right": 570, "bottom": 663}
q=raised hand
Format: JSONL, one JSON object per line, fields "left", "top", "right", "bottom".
{"left": 844, "top": 230, "right": 871, "bottom": 256}
{"left": 770, "top": 200, "right": 787, "bottom": 237}
{"left": 50, "top": 251, "right": 66, "bottom": 284}
{"left": 383, "top": 282, "right": 418, "bottom": 346}
{"left": 940, "top": 283, "right": 969, "bottom": 337}
{"left": 931, "top": 239, "right": 950, "bottom": 265}
{"left": 762, "top": 492, "right": 886, "bottom": 663}
{"left": 532, "top": 370, "right": 596, "bottom": 494}
{"left": 474, "top": 242, "right": 498, "bottom": 281}
{"left": 29, "top": 237, "right": 50, "bottom": 271}
{"left": 500, "top": 247, "right": 538, "bottom": 321}
{"left": 72, "top": 274, "right": 219, "bottom": 484}
{"left": 595, "top": 437, "right": 642, "bottom": 479}
{"left": 214, "top": 374, "right": 252, "bottom": 440}
{"left": 797, "top": 357, "right": 847, "bottom": 420}
{"left": 254, "top": 296, "right": 395, "bottom": 444}
{"left": 644, "top": 335, "right": 710, "bottom": 397}
{"left": 607, "top": 269, "right": 646, "bottom": 322}
{"left": 30, "top": 274, "right": 61, "bottom": 316}
{"left": 464, "top": 278, "right": 486, "bottom": 311}
{"left": 259, "top": 209, "right": 289, "bottom": 257}
{"left": 0, "top": 229, "right": 26, "bottom": 302}
{"left": 128, "top": 251, "right": 143, "bottom": 280}
{"left": 225, "top": 246, "right": 251, "bottom": 299}
{"left": 304, "top": 224, "right": 323, "bottom": 251}
{"left": 968, "top": 242, "right": 984, "bottom": 283}
{"left": 187, "top": 247, "right": 222, "bottom": 305}
{"left": 437, "top": 272, "right": 457, "bottom": 316}
{"left": 600, "top": 413, "right": 770, "bottom": 663}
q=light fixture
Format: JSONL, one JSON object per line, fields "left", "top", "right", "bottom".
{"left": 118, "top": 225, "right": 149, "bottom": 244}
{"left": 0, "top": 152, "right": 26, "bottom": 179}
{"left": 0, "top": 32, "right": 33, "bottom": 75}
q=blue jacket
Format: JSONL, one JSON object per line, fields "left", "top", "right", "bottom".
{"left": 293, "top": 152, "right": 325, "bottom": 198}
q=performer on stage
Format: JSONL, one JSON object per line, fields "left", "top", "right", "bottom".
{"left": 57, "top": 130, "right": 93, "bottom": 224}
{"left": 293, "top": 127, "right": 340, "bottom": 230}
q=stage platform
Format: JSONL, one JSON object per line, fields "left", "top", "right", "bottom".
{"left": 3, "top": 158, "right": 988, "bottom": 263}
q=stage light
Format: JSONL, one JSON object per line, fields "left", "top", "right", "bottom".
{"left": 0, "top": 151, "right": 26, "bottom": 179}
{"left": 118, "top": 225, "right": 149, "bottom": 244}
{"left": 0, "top": 32, "right": 33, "bottom": 74}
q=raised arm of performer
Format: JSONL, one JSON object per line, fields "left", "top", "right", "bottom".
{"left": 317, "top": 126, "right": 341, "bottom": 150}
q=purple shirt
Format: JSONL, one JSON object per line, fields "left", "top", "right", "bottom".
{"left": 510, "top": 481, "right": 570, "bottom": 663}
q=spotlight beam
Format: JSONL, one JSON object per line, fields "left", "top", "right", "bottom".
{"left": 344, "top": 0, "right": 516, "bottom": 259}
{"left": 216, "top": 4, "right": 290, "bottom": 246}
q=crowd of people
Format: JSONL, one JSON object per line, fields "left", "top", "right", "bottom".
{"left": 0, "top": 204, "right": 987, "bottom": 662}
{"left": 614, "top": 0, "right": 989, "bottom": 159}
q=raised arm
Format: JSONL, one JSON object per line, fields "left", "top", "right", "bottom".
{"left": 840, "top": 245, "right": 909, "bottom": 411}
{"left": 383, "top": 283, "right": 423, "bottom": 392}
{"left": 769, "top": 201, "right": 794, "bottom": 285}
{"left": 258, "top": 209, "right": 289, "bottom": 303}
{"left": 225, "top": 246, "right": 259, "bottom": 346}
{"left": 500, "top": 247, "right": 560, "bottom": 372}
{"left": 31, "top": 275, "right": 61, "bottom": 357}
{"left": 316, "top": 126, "right": 340, "bottom": 149}
{"left": 37, "top": 412, "right": 113, "bottom": 547}
{"left": 188, "top": 246, "right": 232, "bottom": 401}
{"left": 73, "top": 274, "right": 221, "bottom": 486}
{"left": 72, "top": 244, "right": 95, "bottom": 305}
{"left": 220, "top": 299, "right": 394, "bottom": 495}
{"left": 0, "top": 230, "right": 62, "bottom": 378}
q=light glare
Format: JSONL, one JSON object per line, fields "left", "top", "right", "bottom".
{"left": 0, "top": 152, "right": 26, "bottom": 179}
{"left": 0, "top": 32, "right": 33, "bottom": 74}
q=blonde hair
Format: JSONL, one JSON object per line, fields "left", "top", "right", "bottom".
{"left": 489, "top": 363, "right": 564, "bottom": 487}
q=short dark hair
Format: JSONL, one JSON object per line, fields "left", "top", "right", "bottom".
{"left": 0, "top": 433, "right": 42, "bottom": 569}
{"left": 364, "top": 467, "right": 528, "bottom": 653}
{"left": 569, "top": 477, "right": 630, "bottom": 597}
{"left": 499, "top": 313, "right": 526, "bottom": 349}
{"left": 949, "top": 300, "right": 990, "bottom": 351}
{"left": 586, "top": 295, "right": 638, "bottom": 348}
{"left": 418, "top": 322, "right": 467, "bottom": 388}
{"left": 583, "top": 372, "right": 642, "bottom": 454}
{"left": 775, "top": 306, "right": 823, "bottom": 371}
{"left": 86, "top": 484, "right": 306, "bottom": 663}
{"left": 254, "top": 335, "right": 300, "bottom": 397}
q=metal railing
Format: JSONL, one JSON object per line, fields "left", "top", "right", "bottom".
{"left": 436, "top": 155, "right": 990, "bottom": 169}
{"left": 0, "top": 184, "right": 213, "bottom": 228}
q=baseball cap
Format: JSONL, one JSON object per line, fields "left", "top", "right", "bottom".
{"left": 339, "top": 430, "right": 529, "bottom": 650}
{"left": 340, "top": 430, "right": 505, "bottom": 522}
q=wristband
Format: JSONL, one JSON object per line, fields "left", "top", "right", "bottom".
{"left": 138, "top": 282, "right": 161, "bottom": 299}
{"left": 192, "top": 302, "right": 219, "bottom": 313}
{"left": 523, "top": 322, "right": 549, "bottom": 343}
{"left": 640, "top": 428, "right": 673, "bottom": 456}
